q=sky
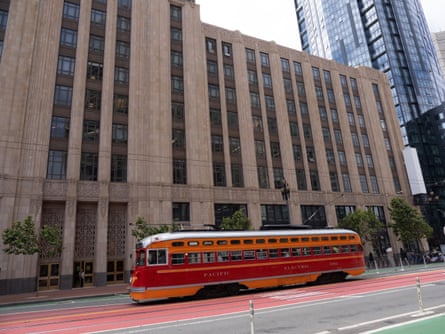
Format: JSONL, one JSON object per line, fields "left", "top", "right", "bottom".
{"left": 197, "top": 0, "right": 444, "bottom": 50}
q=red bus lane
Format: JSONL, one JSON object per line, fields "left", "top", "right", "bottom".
{"left": 1, "top": 270, "right": 444, "bottom": 334}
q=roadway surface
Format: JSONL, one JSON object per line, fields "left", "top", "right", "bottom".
{"left": 1, "top": 268, "right": 444, "bottom": 333}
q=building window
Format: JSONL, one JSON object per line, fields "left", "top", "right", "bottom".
{"left": 173, "top": 203, "right": 190, "bottom": 222}
{"left": 366, "top": 154, "right": 374, "bottom": 168}
{"left": 115, "top": 67, "right": 129, "bottom": 84}
{"left": 227, "top": 111, "right": 239, "bottom": 130}
{"left": 111, "top": 155, "right": 127, "bottom": 182}
{"left": 252, "top": 115, "right": 263, "bottom": 132}
{"left": 248, "top": 70, "right": 258, "bottom": 85}
{"left": 330, "top": 172, "right": 340, "bottom": 192}
{"left": 210, "top": 108, "right": 221, "bottom": 127}
{"left": 334, "top": 129, "right": 343, "bottom": 144}
{"left": 47, "top": 150, "right": 67, "bottom": 179}
{"left": 352, "top": 133, "right": 359, "bottom": 147}
{"left": 87, "top": 62, "right": 103, "bottom": 80}
{"left": 300, "top": 102, "right": 308, "bottom": 115}
{"left": 50, "top": 117, "right": 70, "bottom": 138}
{"left": 172, "top": 76, "right": 184, "bottom": 94}
{"left": 284, "top": 78, "right": 293, "bottom": 93}
{"left": 261, "top": 205, "right": 289, "bottom": 226}
{"left": 257, "top": 166, "right": 269, "bottom": 188}
{"left": 263, "top": 73, "right": 272, "bottom": 89}
{"left": 170, "top": 5, "right": 182, "bottom": 21}
{"left": 211, "top": 135, "right": 223, "bottom": 153}
{"left": 117, "top": 16, "right": 131, "bottom": 33}
{"left": 296, "top": 169, "right": 307, "bottom": 190}
{"left": 230, "top": 137, "right": 241, "bottom": 155}
{"left": 281, "top": 58, "right": 290, "bottom": 72}
{"left": 255, "top": 140, "right": 266, "bottom": 159}
{"left": 231, "top": 164, "right": 244, "bottom": 187}
{"left": 225, "top": 87, "right": 236, "bottom": 104}
{"left": 172, "top": 102, "right": 184, "bottom": 121}
{"left": 118, "top": 0, "right": 132, "bottom": 10}
{"left": 63, "top": 2, "right": 80, "bottom": 20}
{"left": 54, "top": 85, "right": 73, "bottom": 106}
{"left": 114, "top": 94, "right": 128, "bottom": 114}
{"left": 57, "top": 56, "right": 75, "bottom": 76}
{"left": 297, "top": 81, "right": 306, "bottom": 97}
{"left": 327, "top": 89, "right": 335, "bottom": 104}
{"left": 290, "top": 122, "right": 299, "bottom": 137}
{"left": 360, "top": 175, "right": 369, "bottom": 193}
{"left": 208, "top": 84, "right": 219, "bottom": 99}
{"left": 273, "top": 167, "right": 283, "bottom": 189}
{"left": 270, "top": 142, "right": 281, "bottom": 159}
{"left": 222, "top": 42, "right": 232, "bottom": 57}
{"left": 60, "top": 28, "right": 77, "bottom": 48}
{"left": 173, "top": 159, "right": 186, "bottom": 184}
{"left": 287, "top": 100, "right": 296, "bottom": 114}
{"left": 355, "top": 153, "right": 363, "bottom": 168}
{"left": 171, "top": 28, "right": 182, "bottom": 42}
{"left": 246, "top": 48, "right": 256, "bottom": 63}
{"left": 83, "top": 120, "right": 100, "bottom": 142}
{"left": 370, "top": 175, "right": 379, "bottom": 193}
{"left": 206, "top": 38, "right": 216, "bottom": 53}
{"left": 171, "top": 51, "right": 183, "bottom": 68}
{"left": 342, "top": 173, "right": 352, "bottom": 192}
{"left": 250, "top": 92, "right": 260, "bottom": 108}
{"left": 112, "top": 124, "right": 128, "bottom": 144}
{"left": 172, "top": 129, "right": 185, "bottom": 149}
{"left": 213, "top": 162, "right": 226, "bottom": 186}
{"left": 310, "top": 170, "right": 320, "bottom": 191}
{"left": 303, "top": 124, "right": 312, "bottom": 139}
{"left": 116, "top": 40, "right": 130, "bottom": 59}
{"left": 331, "top": 108, "right": 339, "bottom": 122}
{"left": 80, "top": 152, "right": 98, "bottom": 181}
{"left": 293, "top": 61, "right": 302, "bottom": 75}
{"left": 89, "top": 35, "right": 105, "bottom": 53}
{"left": 260, "top": 52, "right": 269, "bottom": 67}
{"left": 0, "top": 10, "right": 7, "bottom": 31}
{"left": 268, "top": 118, "right": 278, "bottom": 135}
{"left": 265, "top": 95, "right": 275, "bottom": 111}
{"left": 224, "top": 64, "right": 234, "bottom": 80}
{"left": 326, "top": 149, "right": 335, "bottom": 164}
{"left": 338, "top": 151, "right": 346, "bottom": 165}
{"left": 293, "top": 145, "right": 302, "bottom": 161}
{"left": 85, "top": 89, "right": 101, "bottom": 109}
{"left": 322, "top": 127, "right": 331, "bottom": 144}
{"left": 91, "top": 9, "right": 106, "bottom": 26}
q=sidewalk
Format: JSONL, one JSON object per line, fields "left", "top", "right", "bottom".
{"left": 0, "top": 283, "right": 129, "bottom": 307}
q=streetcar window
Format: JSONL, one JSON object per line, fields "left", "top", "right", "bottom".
{"left": 350, "top": 244, "right": 357, "bottom": 252}
{"left": 148, "top": 249, "right": 167, "bottom": 265}
{"left": 280, "top": 248, "right": 290, "bottom": 257}
{"left": 322, "top": 237, "right": 329, "bottom": 241}
{"left": 302, "top": 247, "right": 311, "bottom": 256}
{"left": 312, "top": 237, "right": 319, "bottom": 241}
{"left": 340, "top": 236, "right": 347, "bottom": 240}
{"left": 230, "top": 240, "right": 241, "bottom": 245}
{"left": 244, "top": 250, "right": 255, "bottom": 260}
{"left": 268, "top": 238, "right": 278, "bottom": 243}
{"left": 203, "top": 240, "right": 213, "bottom": 245}
{"left": 323, "top": 246, "right": 331, "bottom": 254}
{"left": 243, "top": 239, "right": 254, "bottom": 244}
{"left": 172, "top": 253, "right": 185, "bottom": 265}
{"left": 217, "top": 240, "right": 227, "bottom": 245}
{"left": 333, "top": 246, "right": 340, "bottom": 253}
{"left": 341, "top": 245, "right": 349, "bottom": 253}
{"left": 331, "top": 236, "right": 338, "bottom": 241}
{"left": 269, "top": 249, "right": 279, "bottom": 258}
{"left": 290, "top": 238, "right": 299, "bottom": 243}
{"left": 203, "top": 252, "right": 215, "bottom": 263}
{"left": 301, "top": 237, "right": 309, "bottom": 242}
{"left": 188, "top": 252, "right": 201, "bottom": 264}
{"left": 256, "top": 249, "right": 267, "bottom": 259}
{"left": 172, "top": 241, "right": 184, "bottom": 246}
{"left": 313, "top": 247, "right": 322, "bottom": 255}
{"left": 279, "top": 238, "right": 289, "bottom": 243}
{"left": 188, "top": 241, "right": 199, "bottom": 246}
{"left": 218, "top": 251, "right": 229, "bottom": 262}
{"left": 291, "top": 247, "right": 301, "bottom": 256}
{"left": 349, "top": 236, "right": 355, "bottom": 240}
{"left": 231, "top": 250, "right": 242, "bottom": 261}
{"left": 256, "top": 239, "right": 266, "bottom": 244}
{"left": 135, "top": 251, "right": 146, "bottom": 266}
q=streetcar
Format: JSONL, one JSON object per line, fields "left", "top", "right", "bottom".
{"left": 129, "top": 228, "right": 365, "bottom": 303}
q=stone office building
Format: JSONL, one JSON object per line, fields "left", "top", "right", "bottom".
{"left": 0, "top": 0, "right": 410, "bottom": 294}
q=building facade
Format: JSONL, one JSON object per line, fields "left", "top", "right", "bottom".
{"left": 432, "top": 31, "right": 445, "bottom": 80}
{"left": 0, "top": 0, "right": 410, "bottom": 295}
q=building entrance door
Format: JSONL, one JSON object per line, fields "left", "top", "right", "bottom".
{"left": 73, "top": 260, "right": 94, "bottom": 287}
{"left": 38, "top": 263, "right": 60, "bottom": 290}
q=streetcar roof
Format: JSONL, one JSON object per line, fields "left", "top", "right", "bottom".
{"left": 137, "top": 229, "right": 358, "bottom": 248}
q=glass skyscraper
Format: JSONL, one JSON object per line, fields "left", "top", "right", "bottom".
{"left": 295, "top": 0, "right": 445, "bottom": 247}
{"left": 295, "top": 0, "right": 445, "bottom": 145}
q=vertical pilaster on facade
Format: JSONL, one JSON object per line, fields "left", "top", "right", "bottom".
{"left": 60, "top": 197, "right": 77, "bottom": 290}
{"left": 95, "top": 196, "right": 109, "bottom": 286}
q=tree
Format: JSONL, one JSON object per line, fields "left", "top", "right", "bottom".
{"left": 337, "top": 208, "right": 383, "bottom": 245}
{"left": 2, "top": 216, "right": 62, "bottom": 257}
{"left": 131, "top": 217, "right": 179, "bottom": 241}
{"left": 389, "top": 197, "right": 433, "bottom": 251}
{"left": 220, "top": 210, "right": 251, "bottom": 230}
